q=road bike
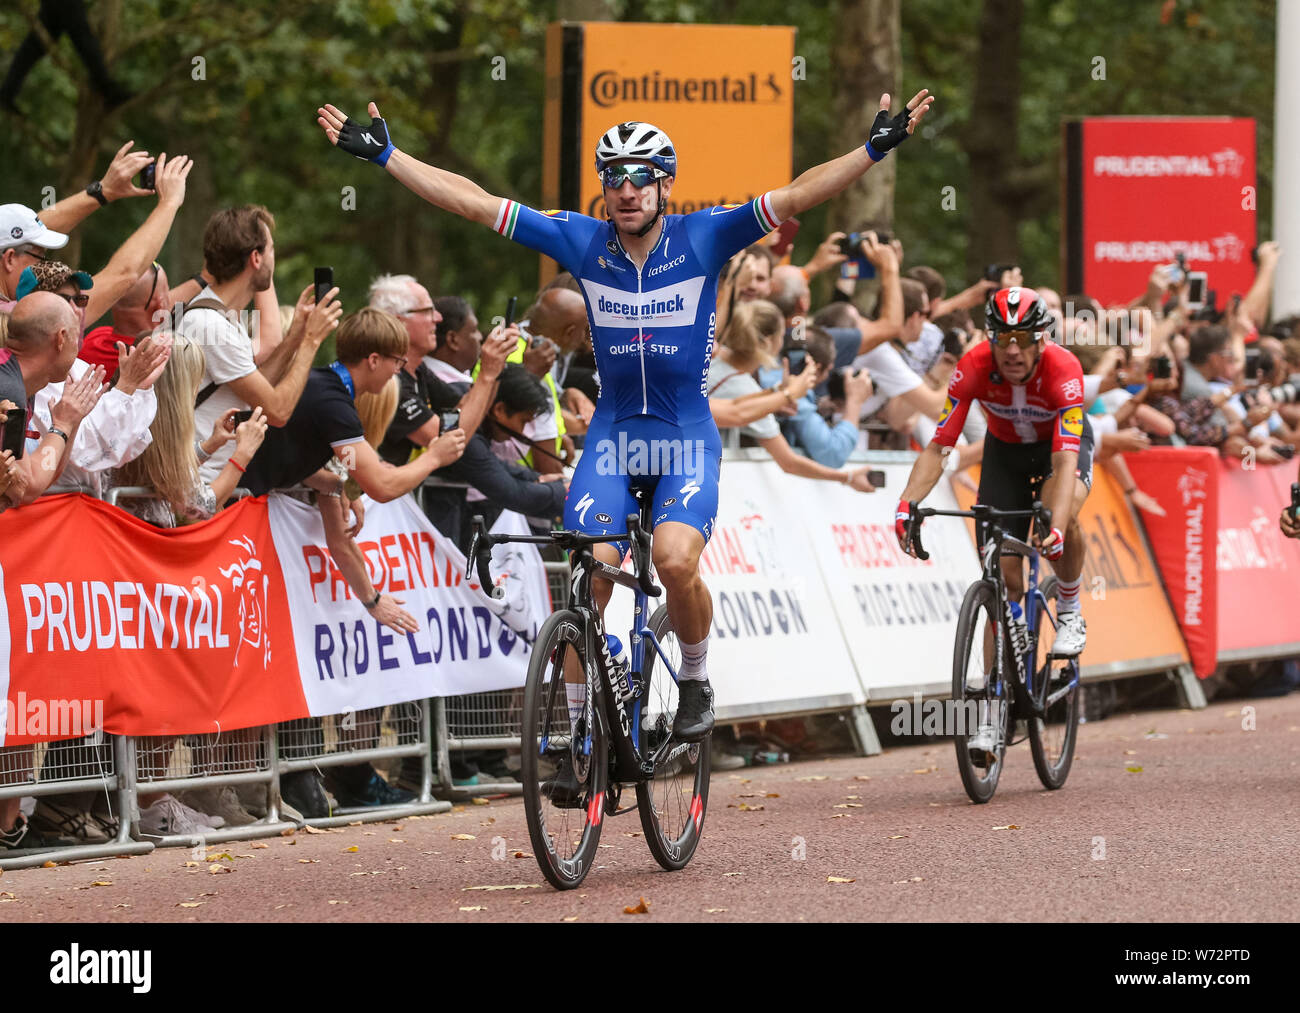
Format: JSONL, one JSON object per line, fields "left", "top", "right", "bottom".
{"left": 467, "top": 493, "right": 709, "bottom": 889}
{"left": 902, "top": 501, "right": 1081, "bottom": 803}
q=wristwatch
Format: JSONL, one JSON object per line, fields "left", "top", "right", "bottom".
{"left": 363, "top": 591, "right": 382, "bottom": 610}
{"left": 85, "top": 181, "right": 108, "bottom": 207}
{"left": 48, "top": 427, "right": 70, "bottom": 443}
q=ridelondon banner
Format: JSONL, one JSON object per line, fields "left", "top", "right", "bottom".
{"left": 0, "top": 493, "right": 540, "bottom": 745}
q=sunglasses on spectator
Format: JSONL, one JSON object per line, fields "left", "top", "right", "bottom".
{"left": 146, "top": 261, "right": 161, "bottom": 305}
{"left": 989, "top": 330, "right": 1040, "bottom": 349}
{"left": 600, "top": 163, "right": 665, "bottom": 189}
{"left": 402, "top": 306, "right": 436, "bottom": 317}
{"left": 58, "top": 291, "right": 91, "bottom": 308}
{"left": 17, "top": 245, "right": 46, "bottom": 261}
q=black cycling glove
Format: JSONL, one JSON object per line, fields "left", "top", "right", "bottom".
{"left": 337, "top": 111, "right": 396, "bottom": 166}
{"left": 865, "top": 104, "right": 914, "bottom": 161}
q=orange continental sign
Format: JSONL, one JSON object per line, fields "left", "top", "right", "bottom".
{"left": 951, "top": 465, "right": 1188, "bottom": 674}
{"left": 543, "top": 22, "right": 795, "bottom": 230}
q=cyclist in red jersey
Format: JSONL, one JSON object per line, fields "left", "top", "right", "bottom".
{"left": 894, "top": 286, "right": 1092, "bottom": 657}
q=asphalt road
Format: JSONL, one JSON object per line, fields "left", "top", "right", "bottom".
{"left": 4, "top": 691, "right": 1299, "bottom": 923}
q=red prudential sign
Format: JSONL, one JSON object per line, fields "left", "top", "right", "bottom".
{"left": 1066, "top": 117, "right": 1256, "bottom": 307}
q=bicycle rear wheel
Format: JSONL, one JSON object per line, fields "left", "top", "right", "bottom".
{"left": 520, "top": 610, "right": 608, "bottom": 890}
{"left": 635, "top": 605, "right": 710, "bottom": 871}
{"left": 953, "top": 580, "right": 1010, "bottom": 804}
{"left": 1028, "top": 577, "right": 1081, "bottom": 789}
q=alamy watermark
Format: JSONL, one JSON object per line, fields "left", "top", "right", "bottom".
{"left": 591, "top": 433, "right": 709, "bottom": 482}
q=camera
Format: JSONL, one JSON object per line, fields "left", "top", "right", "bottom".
{"left": 984, "top": 263, "right": 1017, "bottom": 284}
{"left": 138, "top": 163, "right": 156, "bottom": 191}
{"left": 837, "top": 230, "right": 890, "bottom": 256}
{"left": 438, "top": 410, "right": 461, "bottom": 433}
{"left": 942, "top": 328, "right": 966, "bottom": 359}
{"left": 826, "top": 367, "right": 865, "bottom": 402}
{"left": 1153, "top": 355, "right": 1173, "bottom": 380}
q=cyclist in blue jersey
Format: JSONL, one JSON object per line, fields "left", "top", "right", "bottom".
{"left": 317, "top": 90, "right": 933, "bottom": 759}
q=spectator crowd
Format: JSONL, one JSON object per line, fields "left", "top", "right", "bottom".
{"left": 2, "top": 139, "right": 1299, "bottom": 854}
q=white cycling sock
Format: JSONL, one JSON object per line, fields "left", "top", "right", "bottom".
{"left": 565, "top": 683, "right": 587, "bottom": 731}
{"left": 1056, "top": 577, "right": 1082, "bottom": 615}
{"left": 678, "top": 635, "right": 709, "bottom": 682}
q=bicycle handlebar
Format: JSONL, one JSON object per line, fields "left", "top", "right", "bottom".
{"left": 912, "top": 501, "right": 1054, "bottom": 554}
{"left": 467, "top": 516, "right": 505, "bottom": 600}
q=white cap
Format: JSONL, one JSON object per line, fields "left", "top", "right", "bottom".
{"left": 0, "top": 204, "right": 69, "bottom": 252}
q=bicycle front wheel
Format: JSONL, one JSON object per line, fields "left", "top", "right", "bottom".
{"left": 520, "top": 610, "right": 608, "bottom": 890}
{"left": 1028, "top": 577, "right": 1081, "bottom": 790}
{"left": 953, "top": 580, "right": 1009, "bottom": 804}
{"left": 635, "top": 605, "right": 710, "bottom": 871}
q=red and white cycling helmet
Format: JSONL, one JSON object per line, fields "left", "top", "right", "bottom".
{"left": 985, "top": 287, "right": 1054, "bottom": 341}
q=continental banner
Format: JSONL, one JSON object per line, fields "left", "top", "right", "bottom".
{"left": 952, "top": 461, "right": 1189, "bottom": 678}
{"left": 0, "top": 494, "right": 539, "bottom": 745}
{"left": 543, "top": 21, "right": 795, "bottom": 247}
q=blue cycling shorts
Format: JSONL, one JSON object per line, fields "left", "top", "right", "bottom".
{"left": 564, "top": 413, "right": 722, "bottom": 558}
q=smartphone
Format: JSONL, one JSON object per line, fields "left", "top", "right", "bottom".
{"left": 314, "top": 267, "right": 334, "bottom": 305}
{"left": 2, "top": 405, "right": 26, "bottom": 459}
{"left": 438, "top": 410, "right": 461, "bottom": 433}
{"left": 784, "top": 349, "right": 807, "bottom": 374}
{"left": 1186, "top": 272, "right": 1208, "bottom": 310}
{"left": 770, "top": 218, "right": 801, "bottom": 258}
{"left": 1245, "top": 349, "right": 1261, "bottom": 383}
{"left": 138, "top": 163, "right": 156, "bottom": 191}
{"left": 1153, "top": 355, "right": 1173, "bottom": 380}
{"left": 227, "top": 409, "right": 254, "bottom": 431}
{"left": 1291, "top": 482, "right": 1300, "bottom": 519}
{"left": 942, "top": 329, "right": 966, "bottom": 359}
{"left": 867, "top": 470, "right": 887, "bottom": 488}
{"left": 504, "top": 296, "right": 517, "bottom": 329}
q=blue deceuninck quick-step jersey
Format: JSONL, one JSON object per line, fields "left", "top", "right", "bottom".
{"left": 491, "top": 194, "right": 783, "bottom": 427}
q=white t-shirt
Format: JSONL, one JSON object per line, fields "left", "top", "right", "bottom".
{"left": 852, "top": 342, "right": 923, "bottom": 419}
{"left": 707, "top": 359, "right": 779, "bottom": 440}
{"left": 896, "top": 321, "right": 945, "bottom": 376}
{"left": 183, "top": 287, "right": 256, "bottom": 482}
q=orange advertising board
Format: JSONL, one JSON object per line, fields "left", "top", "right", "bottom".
{"left": 544, "top": 22, "right": 795, "bottom": 224}
{"left": 951, "top": 467, "right": 1189, "bottom": 675}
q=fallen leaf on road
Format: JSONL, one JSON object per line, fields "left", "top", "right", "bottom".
{"left": 912, "top": 767, "right": 938, "bottom": 774}
{"left": 471, "top": 798, "right": 490, "bottom": 806}
{"left": 1126, "top": 766, "right": 1144, "bottom": 773}
{"left": 623, "top": 832, "right": 641, "bottom": 838}
{"left": 827, "top": 876, "right": 855, "bottom": 884}
{"left": 736, "top": 802, "right": 764, "bottom": 811}
{"left": 251, "top": 842, "right": 269, "bottom": 850}
{"left": 208, "top": 865, "right": 231, "bottom": 875}
{"left": 830, "top": 813, "right": 850, "bottom": 819}
{"left": 42, "top": 861, "right": 57, "bottom": 868}
{"left": 888, "top": 835, "right": 909, "bottom": 840}
{"left": 285, "top": 838, "right": 297, "bottom": 846}
{"left": 177, "top": 902, "right": 202, "bottom": 908}
{"left": 1124, "top": 750, "right": 1137, "bottom": 756}
{"left": 451, "top": 834, "right": 476, "bottom": 841}
{"left": 328, "top": 900, "right": 349, "bottom": 905}
{"left": 623, "top": 896, "right": 650, "bottom": 914}
{"left": 844, "top": 795, "right": 860, "bottom": 800}
{"left": 0, "top": 891, "right": 15, "bottom": 901}
{"left": 513, "top": 852, "right": 534, "bottom": 859}
{"left": 91, "top": 880, "right": 112, "bottom": 887}
{"left": 833, "top": 803, "right": 863, "bottom": 809}
{"left": 280, "top": 829, "right": 296, "bottom": 837}
{"left": 389, "top": 839, "right": 405, "bottom": 844}
{"left": 206, "top": 851, "right": 233, "bottom": 862}
{"left": 297, "top": 859, "right": 319, "bottom": 864}
{"left": 343, "top": 846, "right": 359, "bottom": 853}
{"left": 854, "top": 775, "right": 871, "bottom": 781}
{"left": 302, "top": 825, "right": 330, "bottom": 835}
{"left": 183, "top": 861, "right": 200, "bottom": 868}
{"left": 910, "top": 876, "right": 924, "bottom": 882}
{"left": 704, "top": 908, "right": 726, "bottom": 913}
{"left": 723, "top": 872, "right": 742, "bottom": 877}
{"left": 463, "top": 884, "right": 540, "bottom": 892}
{"left": 992, "top": 825, "right": 1020, "bottom": 831}
{"left": 563, "top": 915, "right": 579, "bottom": 922}
{"left": 460, "top": 905, "right": 485, "bottom": 912}
{"left": 797, "top": 775, "right": 828, "bottom": 782}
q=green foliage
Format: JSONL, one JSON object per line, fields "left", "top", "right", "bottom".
{"left": 0, "top": 0, "right": 1276, "bottom": 313}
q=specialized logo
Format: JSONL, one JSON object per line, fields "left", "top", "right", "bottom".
{"left": 581, "top": 275, "right": 705, "bottom": 330}
{"left": 680, "top": 480, "right": 701, "bottom": 508}
{"left": 575, "top": 492, "right": 595, "bottom": 526}
{"left": 1059, "top": 405, "right": 1084, "bottom": 438}
{"left": 937, "top": 395, "right": 960, "bottom": 427}
{"left": 361, "top": 132, "right": 379, "bottom": 146}
{"left": 872, "top": 127, "right": 890, "bottom": 141}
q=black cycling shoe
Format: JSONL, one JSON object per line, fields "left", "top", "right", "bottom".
{"left": 542, "top": 751, "right": 585, "bottom": 809}
{"left": 280, "top": 770, "right": 330, "bottom": 819}
{"left": 673, "top": 679, "right": 715, "bottom": 742}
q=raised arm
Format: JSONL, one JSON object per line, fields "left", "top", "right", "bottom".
{"left": 767, "top": 90, "right": 933, "bottom": 222}
{"left": 317, "top": 101, "right": 502, "bottom": 226}
{"left": 40, "top": 141, "right": 155, "bottom": 235}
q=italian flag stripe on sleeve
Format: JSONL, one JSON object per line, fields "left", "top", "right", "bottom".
{"left": 753, "top": 191, "right": 782, "bottom": 232}
{"left": 493, "top": 199, "right": 521, "bottom": 238}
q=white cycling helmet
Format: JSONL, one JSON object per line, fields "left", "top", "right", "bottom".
{"left": 594, "top": 121, "right": 677, "bottom": 177}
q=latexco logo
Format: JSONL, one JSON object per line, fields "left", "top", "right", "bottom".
{"left": 50, "top": 945, "right": 151, "bottom": 993}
